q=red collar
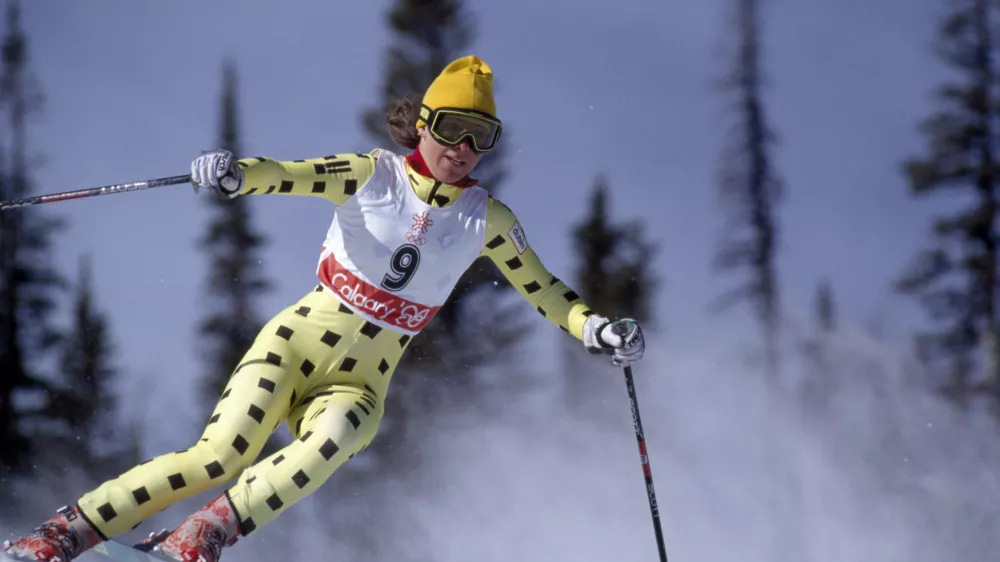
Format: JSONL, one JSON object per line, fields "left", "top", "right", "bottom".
{"left": 404, "top": 146, "right": 479, "bottom": 188}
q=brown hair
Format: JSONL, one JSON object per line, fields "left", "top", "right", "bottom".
{"left": 387, "top": 97, "right": 421, "bottom": 150}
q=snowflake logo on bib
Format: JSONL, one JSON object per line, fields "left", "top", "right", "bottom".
{"left": 406, "top": 211, "right": 434, "bottom": 245}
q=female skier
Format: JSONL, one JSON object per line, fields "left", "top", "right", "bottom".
{"left": 4, "top": 55, "right": 645, "bottom": 562}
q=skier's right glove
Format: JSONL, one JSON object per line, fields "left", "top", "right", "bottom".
{"left": 191, "top": 149, "right": 244, "bottom": 199}
{"left": 583, "top": 314, "right": 645, "bottom": 366}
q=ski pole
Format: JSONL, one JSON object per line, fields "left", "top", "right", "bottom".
{"left": 0, "top": 174, "right": 191, "bottom": 211}
{"left": 622, "top": 363, "right": 668, "bottom": 562}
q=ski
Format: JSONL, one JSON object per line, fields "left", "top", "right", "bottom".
{"left": 3, "top": 538, "right": 172, "bottom": 562}
{"left": 90, "top": 539, "right": 174, "bottom": 562}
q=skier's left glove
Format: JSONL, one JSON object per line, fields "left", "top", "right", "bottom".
{"left": 583, "top": 314, "right": 645, "bottom": 366}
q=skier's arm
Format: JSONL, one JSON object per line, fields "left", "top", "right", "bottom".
{"left": 235, "top": 151, "right": 379, "bottom": 205}
{"left": 481, "top": 197, "right": 594, "bottom": 340}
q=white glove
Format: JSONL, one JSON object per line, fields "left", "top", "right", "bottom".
{"left": 191, "top": 149, "right": 244, "bottom": 199}
{"left": 583, "top": 314, "right": 645, "bottom": 366}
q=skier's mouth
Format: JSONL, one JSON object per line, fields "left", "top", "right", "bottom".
{"left": 446, "top": 155, "right": 465, "bottom": 167}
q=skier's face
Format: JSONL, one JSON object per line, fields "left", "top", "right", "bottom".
{"left": 418, "top": 126, "right": 482, "bottom": 184}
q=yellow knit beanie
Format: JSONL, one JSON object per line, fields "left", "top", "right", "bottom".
{"left": 418, "top": 55, "right": 497, "bottom": 127}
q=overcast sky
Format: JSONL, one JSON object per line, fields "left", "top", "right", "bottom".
{"left": 17, "top": 0, "right": 951, "bottom": 403}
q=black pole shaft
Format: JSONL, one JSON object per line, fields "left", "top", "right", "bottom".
{"left": 623, "top": 365, "right": 668, "bottom": 562}
{"left": 0, "top": 174, "right": 191, "bottom": 211}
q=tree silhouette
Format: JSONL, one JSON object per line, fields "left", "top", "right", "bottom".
{"left": 713, "top": 0, "right": 783, "bottom": 379}
{"left": 357, "top": 0, "right": 525, "bottom": 468}
{"left": 49, "top": 256, "right": 138, "bottom": 477}
{"left": 799, "top": 279, "right": 838, "bottom": 415}
{"left": 196, "top": 59, "right": 271, "bottom": 414}
{"left": 563, "top": 175, "right": 657, "bottom": 415}
{"left": 0, "top": 0, "right": 64, "bottom": 476}
{"left": 894, "top": 0, "right": 1000, "bottom": 411}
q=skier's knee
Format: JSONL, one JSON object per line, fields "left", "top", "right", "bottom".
{"left": 309, "top": 404, "right": 380, "bottom": 457}
{"left": 198, "top": 438, "right": 256, "bottom": 478}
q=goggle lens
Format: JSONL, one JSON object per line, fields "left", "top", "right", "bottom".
{"left": 424, "top": 107, "right": 502, "bottom": 152}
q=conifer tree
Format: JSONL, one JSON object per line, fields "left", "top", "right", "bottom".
{"left": 894, "top": 0, "right": 1000, "bottom": 409}
{"left": 713, "top": 0, "right": 783, "bottom": 378}
{"left": 50, "top": 256, "right": 135, "bottom": 477}
{"left": 197, "top": 60, "right": 270, "bottom": 415}
{"left": 358, "top": 0, "right": 525, "bottom": 468}
{"left": 0, "top": 0, "right": 64, "bottom": 475}
{"left": 563, "top": 176, "right": 656, "bottom": 414}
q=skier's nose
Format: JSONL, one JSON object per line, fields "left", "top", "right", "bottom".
{"left": 454, "top": 138, "right": 473, "bottom": 154}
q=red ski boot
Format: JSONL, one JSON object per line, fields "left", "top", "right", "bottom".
{"left": 3, "top": 505, "right": 104, "bottom": 562}
{"left": 155, "top": 494, "right": 242, "bottom": 562}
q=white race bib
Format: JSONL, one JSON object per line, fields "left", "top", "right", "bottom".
{"left": 316, "top": 150, "right": 488, "bottom": 334}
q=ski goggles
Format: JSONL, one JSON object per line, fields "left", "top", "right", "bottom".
{"left": 420, "top": 105, "right": 503, "bottom": 153}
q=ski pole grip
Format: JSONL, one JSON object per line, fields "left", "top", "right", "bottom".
{"left": 611, "top": 319, "right": 635, "bottom": 337}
